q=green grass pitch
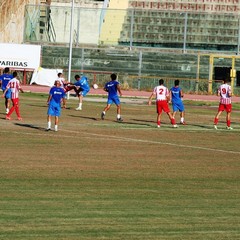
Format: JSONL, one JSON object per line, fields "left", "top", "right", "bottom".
{"left": 0, "top": 93, "right": 240, "bottom": 240}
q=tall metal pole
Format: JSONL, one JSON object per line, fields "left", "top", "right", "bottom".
{"left": 130, "top": 9, "right": 134, "bottom": 50}
{"left": 238, "top": 17, "right": 240, "bottom": 55}
{"left": 67, "top": 0, "right": 74, "bottom": 99}
{"left": 183, "top": 12, "right": 188, "bottom": 53}
{"left": 138, "top": 51, "right": 142, "bottom": 90}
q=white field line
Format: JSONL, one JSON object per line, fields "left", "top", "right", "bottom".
{"left": 2, "top": 128, "right": 240, "bottom": 155}
{"left": 71, "top": 131, "right": 240, "bottom": 155}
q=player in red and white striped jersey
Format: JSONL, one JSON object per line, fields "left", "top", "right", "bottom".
{"left": 3, "top": 71, "right": 24, "bottom": 120}
{"left": 214, "top": 79, "right": 232, "bottom": 130}
{"left": 148, "top": 79, "right": 177, "bottom": 128}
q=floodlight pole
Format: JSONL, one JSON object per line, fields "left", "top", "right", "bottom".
{"left": 67, "top": 0, "right": 75, "bottom": 99}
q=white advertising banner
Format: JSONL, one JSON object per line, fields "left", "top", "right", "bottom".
{"left": 30, "top": 67, "right": 63, "bottom": 87}
{"left": 0, "top": 43, "right": 41, "bottom": 70}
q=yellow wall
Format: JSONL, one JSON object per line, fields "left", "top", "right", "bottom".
{"left": 99, "top": 0, "right": 129, "bottom": 45}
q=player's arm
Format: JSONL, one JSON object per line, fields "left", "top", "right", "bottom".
{"left": 117, "top": 84, "right": 122, "bottom": 96}
{"left": 2, "top": 88, "right": 7, "bottom": 98}
{"left": 180, "top": 89, "right": 184, "bottom": 98}
{"left": 166, "top": 94, "right": 170, "bottom": 103}
{"left": 103, "top": 85, "right": 108, "bottom": 92}
{"left": 19, "top": 86, "right": 24, "bottom": 93}
{"left": 148, "top": 92, "right": 155, "bottom": 105}
{"left": 47, "top": 94, "right": 52, "bottom": 104}
{"left": 62, "top": 97, "right": 66, "bottom": 108}
{"left": 169, "top": 90, "right": 172, "bottom": 103}
{"left": 2, "top": 85, "right": 9, "bottom": 98}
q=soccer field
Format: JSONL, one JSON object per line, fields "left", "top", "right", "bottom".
{"left": 0, "top": 93, "right": 240, "bottom": 240}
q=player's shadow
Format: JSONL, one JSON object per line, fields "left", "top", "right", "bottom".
{"left": 116, "top": 121, "right": 151, "bottom": 127}
{"left": 69, "top": 115, "right": 98, "bottom": 121}
{"left": 131, "top": 118, "right": 155, "bottom": 124}
{"left": 188, "top": 123, "right": 212, "bottom": 129}
{"left": 28, "top": 104, "right": 47, "bottom": 108}
{"left": 14, "top": 123, "right": 46, "bottom": 131}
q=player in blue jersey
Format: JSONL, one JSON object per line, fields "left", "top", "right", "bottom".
{"left": 46, "top": 80, "right": 66, "bottom": 131}
{"left": 73, "top": 75, "right": 90, "bottom": 110}
{"left": 101, "top": 73, "right": 123, "bottom": 122}
{"left": 0, "top": 67, "right": 13, "bottom": 114}
{"left": 170, "top": 79, "right": 186, "bottom": 125}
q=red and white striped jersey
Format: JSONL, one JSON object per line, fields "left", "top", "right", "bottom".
{"left": 6, "top": 78, "right": 21, "bottom": 99}
{"left": 218, "top": 83, "right": 232, "bottom": 104}
{"left": 58, "top": 77, "right": 65, "bottom": 88}
{"left": 153, "top": 85, "right": 169, "bottom": 101}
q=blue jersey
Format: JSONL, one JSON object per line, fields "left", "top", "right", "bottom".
{"left": 105, "top": 80, "right": 120, "bottom": 98}
{"left": 49, "top": 86, "right": 66, "bottom": 106}
{"left": 170, "top": 86, "right": 182, "bottom": 103}
{"left": 0, "top": 73, "right": 13, "bottom": 90}
{"left": 74, "top": 76, "right": 90, "bottom": 91}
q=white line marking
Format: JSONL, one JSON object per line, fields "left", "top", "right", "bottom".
{"left": 62, "top": 130, "right": 240, "bottom": 155}
{"left": 1, "top": 127, "right": 240, "bottom": 155}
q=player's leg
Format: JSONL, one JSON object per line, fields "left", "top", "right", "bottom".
{"left": 214, "top": 111, "right": 222, "bottom": 129}
{"left": 226, "top": 104, "right": 232, "bottom": 129}
{"left": 171, "top": 102, "right": 177, "bottom": 119}
{"left": 113, "top": 97, "right": 122, "bottom": 121}
{"left": 14, "top": 99, "right": 22, "bottom": 120}
{"left": 163, "top": 101, "right": 177, "bottom": 127}
{"left": 76, "top": 90, "right": 89, "bottom": 110}
{"left": 167, "top": 111, "right": 178, "bottom": 127}
{"left": 116, "top": 104, "right": 123, "bottom": 122}
{"left": 5, "top": 89, "right": 11, "bottom": 113}
{"left": 46, "top": 105, "right": 54, "bottom": 130}
{"left": 214, "top": 111, "right": 222, "bottom": 126}
{"left": 76, "top": 94, "right": 83, "bottom": 110}
{"left": 101, "top": 104, "right": 111, "bottom": 120}
{"left": 156, "top": 101, "right": 162, "bottom": 127}
{"left": 54, "top": 105, "right": 62, "bottom": 131}
{"left": 214, "top": 103, "right": 224, "bottom": 129}
{"left": 172, "top": 110, "right": 177, "bottom": 119}
{"left": 54, "top": 116, "right": 59, "bottom": 131}
{"left": 179, "top": 102, "right": 186, "bottom": 124}
{"left": 101, "top": 98, "right": 112, "bottom": 120}
{"left": 157, "top": 112, "right": 162, "bottom": 127}
{"left": 6, "top": 99, "right": 15, "bottom": 119}
{"left": 5, "top": 97, "right": 9, "bottom": 113}
{"left": 46, "top": 115, "right": 52, "bottom": 131}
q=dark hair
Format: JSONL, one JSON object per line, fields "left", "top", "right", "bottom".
{"left": 111, "top": 73, "right": 117, "bottom": 81}
{"left": 159, "top": 79, "right": 164, "bottom": 85}
{"left": 75, "top": 74, "right": 80, "bottom": 80}
{"left": 57, "top": 72, "right": 62, "bottom": 77}
{"left": 4, "top": 67, "right": 10, "bottom": 73}
{"left": 54, "top": 80, "right": 61, "bottom": 86}
{"left": 13, "top": 71, "right": 17, "bottom": 77}
{"left": 223, "top": 78, "right": 230, "bottom": 83}
{"left": 174, "top": 79, "right": 180, "bottom": 86}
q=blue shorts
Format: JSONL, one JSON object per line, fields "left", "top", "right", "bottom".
{"left": 3, "top": 89, "right": 11, "bottom": 99}
{"left": 172, "top": 101, "right": 185, "bottom": 112}
{"left": 107, "top": 96, "right": 120, "bottom": 105}
{"left": 47, "top": 104, "right": 61, "bottom": 117}
{"left": 80, "top": 89, "right": 89, "bottom": 97}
